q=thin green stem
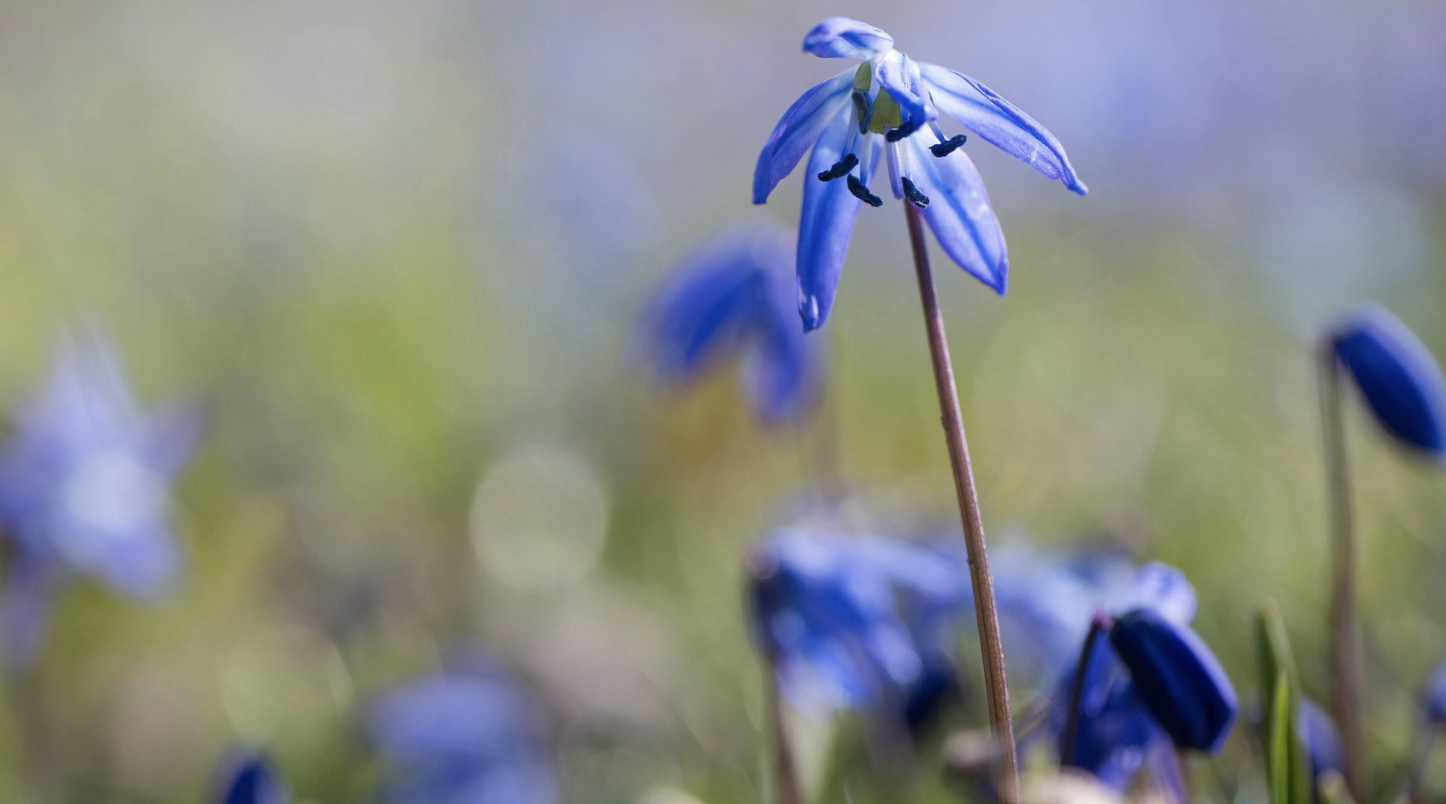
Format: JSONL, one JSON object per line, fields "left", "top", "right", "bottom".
{"left": 903, "top": 202, "right": 1019, "bottom": 802}
{"left": 1319, "top": 341, "right": 1366, "bottom": 798}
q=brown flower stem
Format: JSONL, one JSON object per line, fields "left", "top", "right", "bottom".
{"left": 765, "top": 658, "right": 805, "bottom": 804}
{"left": 903, "top": 202, "right": 1019, "bottom": 802}
{"left": 1319, "top": 340, "right": 1366, "bottom": 798}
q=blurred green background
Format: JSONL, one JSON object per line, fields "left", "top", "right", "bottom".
{"left": 0, "top": 0, "right": 1443, "bottom": 801}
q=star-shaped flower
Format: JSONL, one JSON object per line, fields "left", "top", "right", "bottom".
{"left": 754, "top": 17, "right": 1086, "bottom": 330}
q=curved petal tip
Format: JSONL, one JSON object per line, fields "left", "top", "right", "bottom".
{"left": 802, "top": 17, "right": 894, "bottom": 60}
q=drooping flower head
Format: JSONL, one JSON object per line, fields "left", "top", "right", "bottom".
{"left": 215, "top": 751, "right": 290, "bottom": 804}
{"left": 746, "top": 529, "right": 969, "bottom": 717}
{"left": 0, "top": 327, "right": 204, "bottom": 670}
{"left": 754, "top": 17, "right": 1087, "bottom": 330}
{"left": 1328, "top": 304, "right": 1446, "bottom": 458}
{"left": 1108, "top": 608, "right": 1238, "bottom": 754}
{"left": 639, "top": 220, "right": 823, "bottom": 424}
{"left": 368, "top": 652, "right": 558, "bottom": 804}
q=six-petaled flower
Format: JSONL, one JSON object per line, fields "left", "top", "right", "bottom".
{"left": 754, "top": 17, "right": 1086, "bottom": 330}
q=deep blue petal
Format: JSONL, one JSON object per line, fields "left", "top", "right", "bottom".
{"left": 796, "top": 113, "right": 876, "bottom": 331}
{"left": 801, "top": 17, "right": 894, "bottom": 60}
{"left": 874, "top": 51, "right": 935, "bottom": 138}
{"left": 918, "top": 63, "right": 1088, "bottom": 196}
{"left": 218, "top": 752, "right": 290, "bottom": 804}
{"left": 1422, "top": 657, "right": 1446, "bottom": 724}
{"left": 905, "top": 136, "right": 1008, "bottom": 294}
{"left": 1057, "top": 645, "right": 1161, "bottom": 792}
{"left": 754, "top": 71, "right": 855, "bottom": 205}
{"left": 1331, "top": 304, "right": 1446, "bottom": 457}
{"left": 1108, "top": 609, "right": 1238, "bottom": 753}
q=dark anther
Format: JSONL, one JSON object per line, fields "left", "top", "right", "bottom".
{"left": 815, "top": 153, "right": 859, "bottom": 182}
{"left": 847, "top": 175, "right": 883, "bottom": 207}
{"left": 929, "top": 134, "right": 968, "bottom": 158}
{"left": 851, "top": 91, "right": 873, "bottom": 135}
{"left": 884, "top": 120, "right": 922, "bottom": 143}
{"left": 902, "top": 176, "right": 930, "bottom": 209}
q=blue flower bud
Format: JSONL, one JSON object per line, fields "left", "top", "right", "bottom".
{"left": 217, "top": 752, "right": 289, "bottom": 804}
{"left": 1297, "top": 698, "right": 1345, "bottom": 791}
{"left": 1330, "top": 304, "right": 1446, "bottom": 457}
{"left": 1108, "top": 609, "right": 1238, "bottom": 753}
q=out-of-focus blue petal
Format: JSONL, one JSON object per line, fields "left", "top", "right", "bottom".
{"left": 797, "top": 113, "right": 877, "bottom": 331}
{"left": 1115, "top": 563, "right": 1197, "bottom": 627}
{"left": 143, "top": 400, "right": 208, "bottom": 479}
{"left": 744, "top": 306, "right": 821, "bottom": 424}
{"left": 1421, "top": 657, "right": 1446, "bottom": 724}
{"left": 747, "top": 530, "right": 968, "bottom": 715}
{"left": 217, "top": 752, "right": 290, "bottom": 804}
{"left": 0, "top": 560, "right": 62, "bottom": 673}
{"left": 801, "top": 17, "right": 894, "bottom": 60}
{"left": 1297, "top": 698, "right": 1345, "bottom": 790}
{"left": 918, "top": 63, "right": 1088, "bottom": 196}
{"left": 1108, "top": 609, "right": 1238, "bottom": 753}
{"left": 754, "top": 71, "right": 855, "bottom": 205}
{"left": 874, "top": 51, "right": 936, "bottom": 139}
{"left": 1330, "top": 304, "right": 1446, "bottom": 457}
{"left": 1057, "top": 645, "right": 1162, "bottom": 792}
{"left": 642, "top": 237, "right": 768, "bottom": 383}
{"left": 904, "top": 136, "right": 1008, "bottom": 294}
{"left": 370, "top": 658, "right": 557, "bottom": 804}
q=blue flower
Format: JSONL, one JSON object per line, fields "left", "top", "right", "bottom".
{"left": 754, "top": 17, "right": 1087, "bottom": 330}
{"left": 640, "top": 220, "right": 824, "bottom": 424}
{"left": 215, "top": 751, "right": 290, "bottom": 804}
{"left": 1108, "top": 608, "right": 1238, "bottom": 753}
{"left": 0, "top": 329, "right": 203, "bottom": 670}
{"left": 1421, "top": 657, "right": 1446, "bottom": 725}
{"left": 1330, "top": 304, "right": 1446, "bottom": 457}
{"left": 746, "top": 529, "right": 968, "bottom": 715}
{"left": 1297, "top": 698, "right": 1345, "bottom": 795}
{"left": 369, "top": 652, "right": 558, "bottom": 804}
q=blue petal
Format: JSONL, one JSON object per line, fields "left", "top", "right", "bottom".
{"left": 641, "top": 236, "right": 768, "bottom": 383}
{"left": 753, "top": 71, "right": 855, "bottom": 205}
{"left": 218, "top": 752, "right": 290, "bottom": 804}
{"left": 744, "top": 302, "right": 821, "bottom": 424}
{"left": 1120, "top": 563, "right": 1196, "bottom": 627}
{"left": 905, "top": 136, "right": 1008, "bottom": 294}
{"left": 1330, "top": 304, "right": 1446, "bottom": 457}
{"left": 1057, "top": 645, "right": 1161, "bottom": 792}
{"left": 1108, "top": 609, "right": 1238, "bottom": 754}
{"left": 797, "top": 113, "right": 876, "bottom": 331}
{"left": 1297, "top": 698, "right": 1345, "bottom": 787}
{"left": 874, "top": 51, "right": 935, "bottom": 138}
{"left": 918, "top": 63, "right": 1088, "bottom": 196}
{"left": 801, "top": 17, "right": 894, "bottom": 60}
{"left": 1422, "top": 657, "right": 1446, "bottom": 724}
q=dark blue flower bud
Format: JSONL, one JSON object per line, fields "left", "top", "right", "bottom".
{"left": 1297, "top": 698, "right": 1345, "bottom": 791}
{"left": 1422, "top": 658, "right": 1446, "bottom": 725}
{"left": 217, "top": 752, "right": 289, "bottom": 804}
{"left": 1330, "top": 304, "right": 1446, "bottom": 457}
{"left": 1108, "top": 609, "right": 1238, "bottom": 753}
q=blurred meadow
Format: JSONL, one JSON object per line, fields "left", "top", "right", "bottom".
{"left": 0, "top": 0, "right": 1444, "bottom": 801}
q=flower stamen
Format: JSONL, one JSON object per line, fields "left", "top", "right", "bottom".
{"left": 929, "top": 134, "right": 968, "bottom": 158}
{"left": 816, "top": 153, "right": 860, "bottom": 182}
{"left": 851, "top": 91, "right": 873, "bottom": 136}
{"left": 902, "top": 176, "right": 930, "bottom": 209}
{"left": 847, "top": 175, "right": 883, "bottom": 207}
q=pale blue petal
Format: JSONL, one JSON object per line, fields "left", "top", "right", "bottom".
{"left": 905, "top": 136, "right": 1008, "bottom": 294}
{"left": 874, "top": 51, "right": 935, "bottom": 139}
{"left": 801, "top": 17, "right": 893, "bottom": 60}
{"left": 919, "top": 63, "right": 1088, "bottom": 195}
{"left": 796, "top": 113, "right": 877, "bottom": 330}
{"left": 753, "top": 71, "right": 855, "bottom": 204}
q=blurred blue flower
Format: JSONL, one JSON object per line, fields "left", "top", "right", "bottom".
{"left": 1329, "top": 304, "right": 1446, "bottom": 457}
{"left": 1108, "top": 608, "right": 1238, "bottom": 753}
{"left": 0, "top": 329, "right": 203, "bottom": 670}
{"left": 369, "top": 653, "right": 558, "bottom": 804}
{"left": 1050, "top": 561, "right": 1197, "bottom": 792}
{"left": 1421, "top": 657, "right": 1446, "bottom": 725}
{"left": 753, "top": 17, "right": 1086, "bottom": 330}
{"left": 640, "top": 220, "right": 823, "bottom": 424}
{"left": 746, "top": 529, "right": 968, "bottom": 716}
{"left": 1297, "top": 698, "right": 1345, "bottom": 795}
{"left": 216, "top": 751, "right": 290, "bottom": 804}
